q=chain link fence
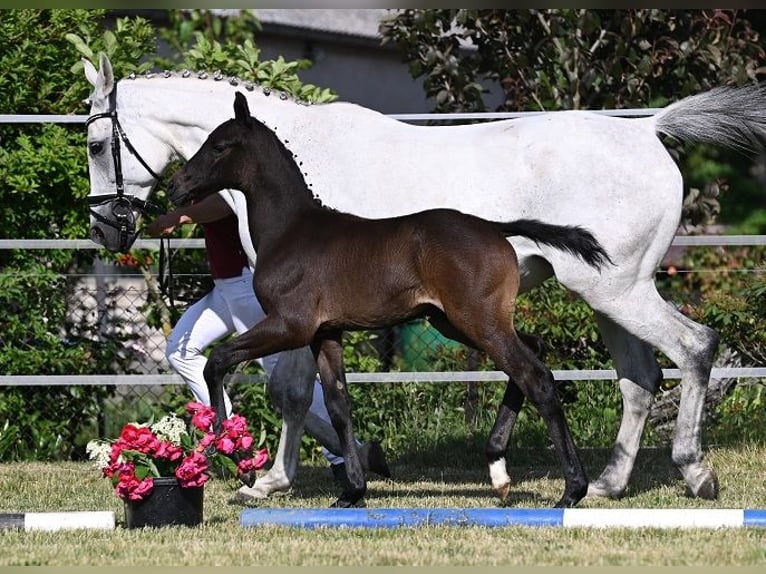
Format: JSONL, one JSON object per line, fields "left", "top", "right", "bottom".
{"left": 1, "top": 240, "right": 765, "bottom": 461}
{"left": 2, "top": 248, "right": 476, "bottom": 450}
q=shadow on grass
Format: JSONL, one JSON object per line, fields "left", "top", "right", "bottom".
{"left": 232, "top": 432, "right": 686, "bottom": 508}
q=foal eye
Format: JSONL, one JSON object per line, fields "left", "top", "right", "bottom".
{"left": 89, "top": 141, "right": 105, "bottom": 156}
{"left": 213, "top": 144, "right": 227, "bottom": 154}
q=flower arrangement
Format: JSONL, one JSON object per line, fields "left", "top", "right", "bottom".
{"left": 86, "top": 401, "right": 269, "bottom": 501}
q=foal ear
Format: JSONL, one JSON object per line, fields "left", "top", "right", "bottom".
{"left": 233, "top": 92, "right": 253, "bottom": 128}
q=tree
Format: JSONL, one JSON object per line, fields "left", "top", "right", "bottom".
{"left": 380, "top": 9, "right": 766, "bottom": 444}
{"left": 0, "top": 10, "right": 161, "bottom": 460}
{"left": 0, "top": 9, "right": 338, "bottom": 461}
{"left": 381, "top": 9, "right": 766, "bottom": 231}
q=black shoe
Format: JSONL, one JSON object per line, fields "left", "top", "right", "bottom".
{"left": 329, "top": 441, "right": 392, "bottom": 487}
{"left": 330, "top": 462, "right": 348, "bottom": 489}
{"left": 360, "top": 440, "right": 391, "bottom": 478}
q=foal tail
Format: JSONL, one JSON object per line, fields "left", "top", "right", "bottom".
{"left": 498, "top": 219, "right": 613, "bottom": 271}
{"left": 649, "top": 83, "right": 766, "bottom": 152}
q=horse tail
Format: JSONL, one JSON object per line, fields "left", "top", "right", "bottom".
{"left": 649, "top": 84, "right": 766, "bottom": 152}
{"left": 498, "top": 219, "right": 613, "bottom": 271}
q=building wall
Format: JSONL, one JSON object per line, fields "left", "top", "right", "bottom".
{"left": 113, "top": 9, "right": 502, "bottom": 115}
{"left": 253, "top": 30, "right": 432, "bottom": 114}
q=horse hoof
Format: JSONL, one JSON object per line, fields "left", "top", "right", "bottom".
{"left": 693, "top": 469, "right": 719, "bottom": 500}
{"left": 553, "top": 495, "right": 579, "bottom": 509}
{"left": 233, "top": 484, "right": 270, "bottom": 503}
{"left": 586, "top": 479, "right": 625, "bottom": 500}
{"left": 239, "top": 470, "right": 256, "bottom": 488}
{"left": 495, "top": 481, "right": 511, "bottom": 502}
{"left": 330, "top": 497, "right": 366, "bottom": 509}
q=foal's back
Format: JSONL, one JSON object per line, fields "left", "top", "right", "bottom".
{"left": 284, "top": 207, "right": 519, "bottom": 331}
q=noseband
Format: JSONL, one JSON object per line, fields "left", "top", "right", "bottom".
{"left": 85, "top": 83, "right": 163, "bottom": 252}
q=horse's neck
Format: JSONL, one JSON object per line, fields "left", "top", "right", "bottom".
{"left": 118, "top": 77, "right": 335, "bottom": 162}
{"left": 243, "top": 182, "right": 321, "bottom": 252}
{"left": 244, "top": 127, "right": 323, "bottom": 250}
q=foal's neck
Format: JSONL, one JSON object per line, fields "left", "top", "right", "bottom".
{"left": 243, "top": 124, "right": 324, "bottom": 249}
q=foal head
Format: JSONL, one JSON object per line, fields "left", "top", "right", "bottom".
{"left": 167, "top": 92, "right": 303, "bottom": 206}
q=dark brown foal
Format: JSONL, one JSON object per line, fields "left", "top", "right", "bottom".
{"left": 167, "top": 92, "right": 612, "bottom": 508}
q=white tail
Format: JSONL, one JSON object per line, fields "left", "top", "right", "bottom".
{"left": 650, "top": 83, "right": 766, "bottom": 152}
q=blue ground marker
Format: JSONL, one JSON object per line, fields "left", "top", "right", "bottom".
{"left": 240, "top": 508, "right": 766, "bottom": 529}
{"left": 0, "top": 511, "right": 115, "bottom": 532}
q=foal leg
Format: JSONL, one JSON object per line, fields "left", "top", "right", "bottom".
{"left": 587, "top": 314, "right": 662, "bottom": 499}
{"left": 312, "top": 335, "right": 366, "bottom": 508}
{"left": 489, "top": 334, "right": 588, "bottom": 508}
{"left": 204, "top": 315, "right": 313, "bottom": 491}
{"left": 485, "top": 379, "right": 525, "bottom": 501}
{"left": 428, "top": 312, "right": 535, "bottom": 500}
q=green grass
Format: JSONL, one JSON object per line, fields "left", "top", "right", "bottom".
{"left": 1, "top": 444, "right": 766, "bottom": 566}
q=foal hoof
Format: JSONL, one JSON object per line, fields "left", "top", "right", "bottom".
{"left": 494, "top": 481, "right": 511, "bottom": 502}
{"left": 553, "top": 494, "right": 581, "bottom": 509}
{"left": 330, "top": 497, "right": 366, "bottom": 509}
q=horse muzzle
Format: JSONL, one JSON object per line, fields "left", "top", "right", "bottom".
{"left": 87, "top": 196, "right": 141, "bottom": 253}
{"left": 166, "top": 177, "right": 192, "bottom": 206}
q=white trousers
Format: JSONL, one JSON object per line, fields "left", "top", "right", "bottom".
{"left": 165, "top": 266, "right": 343, "bottom": 465}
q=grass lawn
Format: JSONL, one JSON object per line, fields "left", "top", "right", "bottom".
{"left": 1, "top": 444, "right": 765, "bottom": 566}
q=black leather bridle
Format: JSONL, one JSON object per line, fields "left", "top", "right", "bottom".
{"left": 85, "top": 82, "right": 163, "bottom": 252}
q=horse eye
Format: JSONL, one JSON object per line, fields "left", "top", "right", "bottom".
{"left": 213, "top": 144, "right": 227, "bottom": 154}
{"left": 89, "top": 141, "right": 105, "bottom": 156}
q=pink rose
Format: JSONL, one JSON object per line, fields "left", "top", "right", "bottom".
{"left": 186, "top": 402, "right": 216, "bottom": 432}
{"left": 175, "top": 451, "right": 209, "bottom": 488}
{"left": 155, "top": 441, "right": 184, "bottom": 461}
{"left": 253, "top": 448, "right": 269, "bottom": 469}
{"left": 117, "top": 424, "right": 160, "bottom": 454}
{"left": 237, "top": 449, "right": 269, "bottom": 475}
{"left": 237, "top": 458, "right": 256, "bottom": 474}
{"left": 129, "top": 477, "right": 154, "bottom": 500}
{"left": 216, "top": 435, "right": 236, "bottom": 455}
{"left": 114, "top": 463, "right": 155, "bottom": 501}
{"left": 222, "top": 415, "right": 248, "bottom": 438}
{"left": 236, "top": 434, "right": 254, "bottom": 452}
{"left": 199, "top": 432, "right": 216, "bottom": 449}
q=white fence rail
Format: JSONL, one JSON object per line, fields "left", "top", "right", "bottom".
{"left": 1, "top": 109, "right": 764, "bottom": 386}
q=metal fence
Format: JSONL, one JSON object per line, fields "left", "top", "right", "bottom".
{"left": 2, "top": 109, "right": 765, "bottom": 443}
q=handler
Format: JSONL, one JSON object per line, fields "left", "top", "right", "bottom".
{"left": 146, "top": 192, "right": 390, "bottom": 493}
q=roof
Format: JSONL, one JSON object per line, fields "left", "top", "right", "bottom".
{"left": 255, "top": 9, "right": 392, "bottom": 39}
{"left": 208, "top": 9, "right": 393, "bottom": 40}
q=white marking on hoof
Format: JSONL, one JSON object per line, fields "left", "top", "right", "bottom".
{"left": 489, "top": 458, "right": 511, "bottom": 500}
{"left": 236, "top": 484, "right": 270, "bottom": 501}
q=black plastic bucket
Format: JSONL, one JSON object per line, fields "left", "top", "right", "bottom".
{"left": 124, "top": 476, "right": 203, "bottom": 528}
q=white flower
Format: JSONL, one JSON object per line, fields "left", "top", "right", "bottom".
{"left": 151, "top": 413, "right": 188, "bottom": 445}
{"left": 86, "top": 439, "right": 112, "bottom": 469}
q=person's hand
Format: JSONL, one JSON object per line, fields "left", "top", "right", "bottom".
{"left": 146, "top": 213, "right": 180, "bottom": 237}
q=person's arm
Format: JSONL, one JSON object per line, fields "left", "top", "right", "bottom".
{"left": 146, "top": 193, "right": 234, "bottom": 237}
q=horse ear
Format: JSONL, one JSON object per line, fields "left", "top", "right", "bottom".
{"left": 99, "top": 52, "right": 115, "bottom": 96}
{"left": 83, "top": 52, "right": 114, "bottom": 100}
{"left": 82, "top": 58, "right": 98, "bottom": 87}
{"left": 233, "top": 92, "right": 253, "bottom": 127}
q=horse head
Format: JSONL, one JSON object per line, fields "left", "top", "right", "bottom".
{"left": 83, "top": 53, "right": 168, "bottom": 252}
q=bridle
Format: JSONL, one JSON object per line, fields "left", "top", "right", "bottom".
{"left": 85, "top": 81, "right": 175, "bottom": 308}
{"left": 85, "top": 81, "right": 163, "bottom": 253}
